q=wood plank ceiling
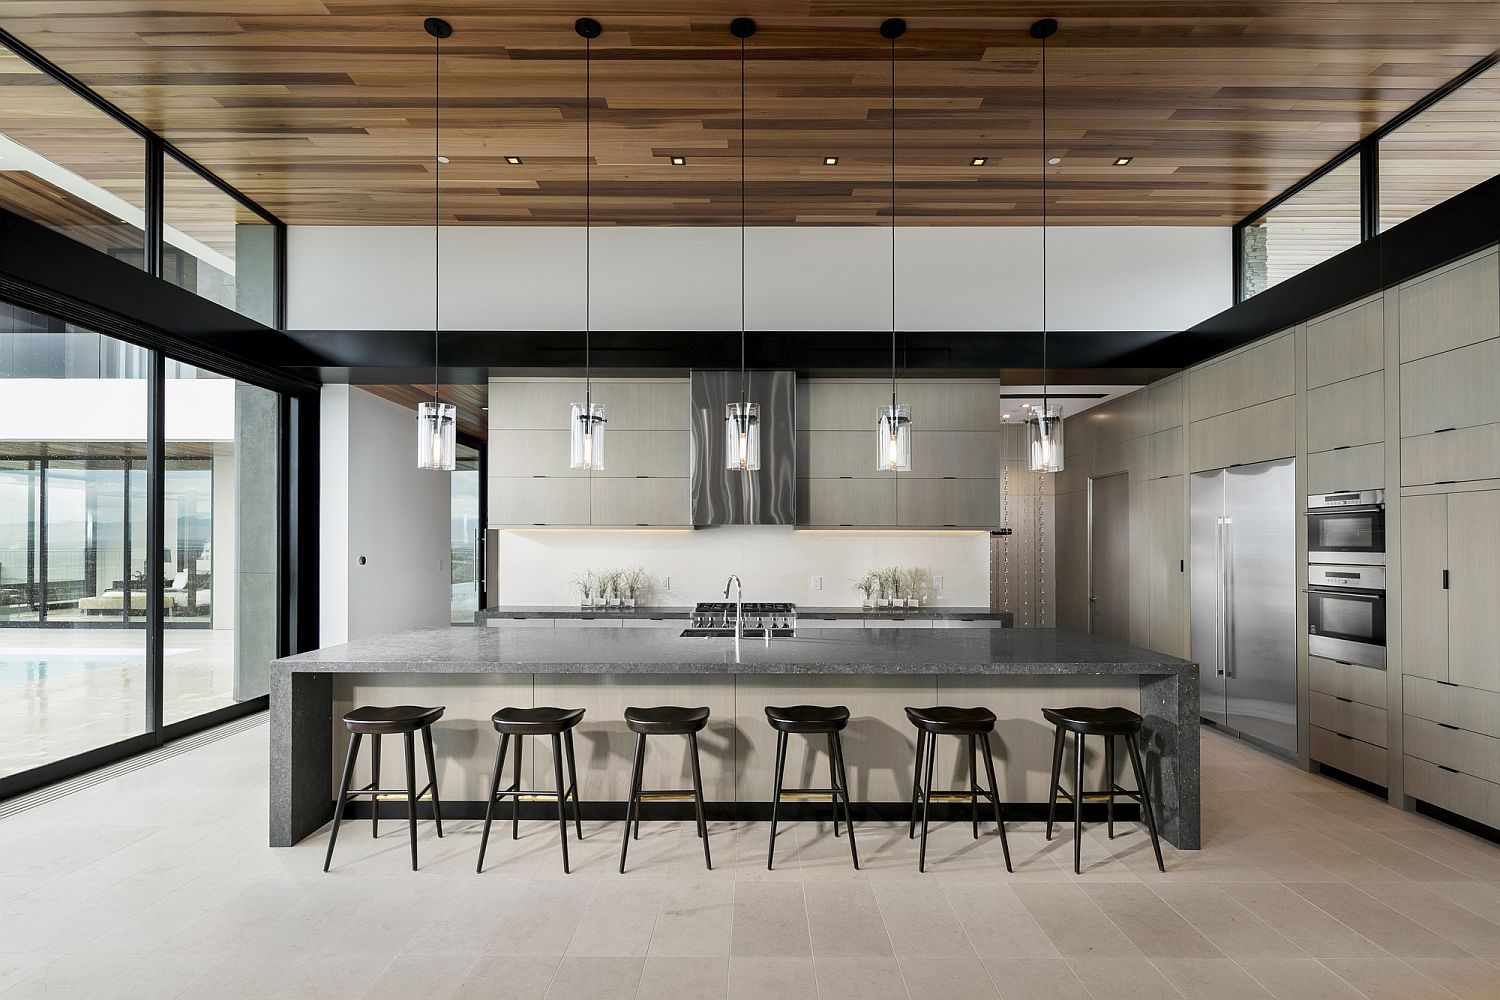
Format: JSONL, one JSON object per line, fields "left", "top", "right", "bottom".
{"left": 0, "top": 2, "right": 1496, "bottom": 228}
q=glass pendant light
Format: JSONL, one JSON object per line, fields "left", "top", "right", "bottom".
{"left": 1026, "top": 17, "right": 1064, "bottom": 473}
{"left": 725, "top": 17, "right": 760, "bottom": 472}
{"left": 876, "top": 18, "right": 912, "bottom": 472}
{"left": 569, "top": 18, "right": 606, "bottom": 470}
{"left": 417, "top": 16, "right": 456, "bottom": 472}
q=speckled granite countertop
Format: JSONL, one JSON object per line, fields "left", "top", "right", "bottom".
{"left": 276, "top": 625, "right": 1190, "bottom": 676}
{"left": 476, "top": 605, "right": 1013, "bottom": 621}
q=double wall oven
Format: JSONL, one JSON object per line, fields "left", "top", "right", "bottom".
{"left": 1306, "top": 491, "right": 1386, "bottom": 668}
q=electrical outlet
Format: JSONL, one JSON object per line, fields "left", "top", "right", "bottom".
{"left": 933, "top": 575, "right": 944, "bottom": 591}
{"left": 811, "top": 575, "right": 823, "bottom": 591}
{"left": 659, "top": 576, "right": 670, "bottom": 591}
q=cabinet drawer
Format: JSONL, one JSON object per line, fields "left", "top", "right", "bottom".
{"left": 1307, "top": 298, "right": 1384, "bottom": 389}
{"left": 1398, "top": 250, "right": 1500, "bottom": 364}
{"left": 1309, "top": 656, "right": 1387, "bottom": 708}
{"left": 1309, "top": 691, "right": 1387, "bottom": 747}
{"left": 1405, "top": 715, "right": 1500, "bottom": 785}
{"left": 1399, "top": 339, "right": 1500, "bottom": 437}
{"left": 1405, "top": 754, "right": 1500, "bottom": 829}
{"left": 1307, "top": 444, "right": 1384, "bottom": 494}
{"left": 932, "top": 618, "right": 1009, "bottom": 629}
{"left": 1402, "top": 674, "right": 1500, "bottom": 738}
{"left": 1309, "top": 726, "right": 1387, "bottom": 786}
{"left": 1306, "top": 371, "right": 1384, "bottom": 453}
{"left": 1401, "top": 424, "right": 1500, "bottom": 486}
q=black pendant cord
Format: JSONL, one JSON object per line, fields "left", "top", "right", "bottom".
{"left": 432, "top": 26, "right": 441, "bottom": 409}
{"left": 584, "top": 32, "right": 591, "bottom": 411}
{"left": 739, "top": 32, "right": 747, "bottom": 409}
{"left": 889, "top": 30, "right": 897, "bottom": 414}
{"left": 1040, "top": 28, "right": 1048, "bottom": 416}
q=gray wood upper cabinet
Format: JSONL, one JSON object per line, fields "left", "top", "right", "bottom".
{"left": 1307, "top": 442, "right": 1383, "bottom": 494}
{"left": 493, "top": 429, "right": 588, "bottom": 478}
{"left": 1401, "top": 493, "right": 1449, "bottom": 683}
{"left": 1399, "top": 338, "right": 1500, "bottom": 437}
{"left": 797, "top": 477, "right": 894, "bottom": 527}
{"left": 800, "top": 381, "right": 887, "bottom": 431}
{"left": 1146, "top": 377, "right": 1184, "bottom": 435}
{"left": 492, "top": 476, "right": 590, "bottom": 526}
{"left": 1398, "top": 250, "right": 1500, "bottom": 364}
{"left": 1401, "top": 424, "right": 1500, "bottom": 487}
{"left": 1306, "top": 370, "right": 1384, "bottom": 453}
{"left": 490, "top": 378, "right": 688, "bottom": 432}
{"left": 1448, "top": 491, "right": 1500, "bottom": 693}
{"left": 799, "top": 431, "right": 879, "bottom": 479}
{"left": 896, "top": 478, "right": 999, "bottom": 528}
{"left": 1306, "top": 298, "right": 1384, "bottom": 389}
{"left": 489, "top": 380, "right": 579, "bottom": 430}
{"left": 898, "top": 381, "right": 1004, "bottom": 431}
{"left": 1188, "top": 395, "right": 1295, "bottom": 473}
{"left": 592, "top": 431, "right": 691, "bottom": 478}
{"left": 593, "top": 381, "right": 690, "bottom": 431}
{"left": 905, "top": 431, "right": 1003, "bottom": 479}
{"left": 1188, "top": 333, "right": 1294, "bottom": 423}
{"left": 589, "top": 478, "right": 690, "bottom": 526}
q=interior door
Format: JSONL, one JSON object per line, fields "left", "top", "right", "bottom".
{"left": 1089, "top": 472, "right": 1131, "bottom": 640}
{"left": 1190, "top": 470, "right": 1228, "bottom": 727}
{"left": 1223, "top": 458, "right": 1297, "bottom": 755}
{"left": 1448, "top": 491, "right": 1500, "bottom": 691}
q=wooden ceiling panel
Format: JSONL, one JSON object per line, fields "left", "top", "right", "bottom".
{"left": 0, "top": 2, "right": 1494, "bottom": 226}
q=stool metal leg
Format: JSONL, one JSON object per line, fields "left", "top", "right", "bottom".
{"left": 564, "top": 728, "right": 583, "bottom": 840}
{"left": 619, "top": 732, "right": 646, "bottom": 873}
{"left": 968, "top": 734, "right": 980, "bottom": 840}
{"left": 979, "top": 732, "right": 1011, "bottom": 873}
{"left": 476, "top": 733, "right": 509, "bottom": 873}
{"left": 1104, "top": 735, "right": 1115, "bottom": 840}
{"left": 551, "top": 734, "right": 570, "bottom": 874}
{"left": 370, "top": 734, "right": 380, "bottom": 838}
{"left": 1072, "top": 732, "right": 1085, "bottom": 875}
{"left": 421, "top": 725, "right": 443, "bottom": 838}
{"left": 324, "top": 732, "right": 362, "bottom": 872}
{"left": 767, "top": 731, "right": 788, "bottom": 870}
{"left": 1045, "top": 725, "right": 1065, "bottom": 841}
{"left": 918, "top": 729, "right": 937, "bottom": 873}
{"left": 827, "top": 734, "right": 842, "bottom": 838}
{"left": 688, "top": 732, "right": 712, "bottom": 870}
{"left": 403, "top": 730, "right": 419, "bottom": 871}
{"left": 511, "top": 735, "right": 524, "bottom": 840}
{"left": 908, "top": 729, "right": 927, "bottom": 840}
{"left": 1124, "top": 733, "right": 1165, "bottom": 872}
{"left": 832, "top": 731, "right": 859, "bottom": 870}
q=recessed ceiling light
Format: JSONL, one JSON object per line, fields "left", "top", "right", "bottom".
{"left": 671, "top": 155, "right": 687, "bottom": 166}
{"left": 824, "top": 156, "right": 839, "bottom": 166}
{"left": 970, "top": 157, "right": 987, "bottom": 167}
{"left": 505, "top": 155, "right": 523, "bottom": 165}
{"left": 1113, "top": 156, "right": 1133, "bottom": 166}
{"left": 436, "top": 155, "right": 450, "bottom": 164}
{"left": 1047, "top": 156, "right": 1062, "bottom": 165}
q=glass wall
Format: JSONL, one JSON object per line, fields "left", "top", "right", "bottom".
{"left": 1379, "top": 64, "right": 1500, "bottom": 232}
{"left": 0, "top": 315, "right": 150, "bottom": 779}
{"left": 1240, "top": 156, "right": 1362, "bottom": 298}
{"left": 163, "top": 155, "right": 276, "bottom": 326}
{"left": 451, "top": 443, "right": 481, "bottom": 624}
{"left": 162, "top": 362, "right": 278, "bottom": 724}
{"left": 0, "top": 47, "right": 147, "bottom": 267}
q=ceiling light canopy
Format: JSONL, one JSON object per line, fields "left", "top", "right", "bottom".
{"left": 824, "top": 156, "right": 839, "bottom": 165}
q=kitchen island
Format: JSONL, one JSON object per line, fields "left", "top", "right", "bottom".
{"left": 271, "top": 626, "right": 1198, "bottom": 849}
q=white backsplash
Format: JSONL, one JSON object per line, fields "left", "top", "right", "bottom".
{"left": 494, "top": 526, "right": 992, "bottom": 607}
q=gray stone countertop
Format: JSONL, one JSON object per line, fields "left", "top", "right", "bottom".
{"left": 477, "top": 605, "right": 1012, "bottom": 621}
{"left": 276, "top": 625, "right": 1192, "bottom": 676}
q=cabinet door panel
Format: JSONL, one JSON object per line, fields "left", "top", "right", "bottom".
{"left": 1307, "top": 298, "right": 1384, "bottom": 389}
{"left": 1307, "top": 444, "right": 1383, "bottom": 494}
{"left": 799, "top": 431, "right": 878, "bottom": 479}
{"left": 1399, "top": 339, "right": 1500, "bottom": 437}
{"left": 1401, "top": 493, "right": 1449, "bottom": 682}
{"left": 1448, "top": 491, "right": 1500, "bottom": 692}
{"left": 1400, "top": 425, "right": 1500, "bottom": 487}
{"left": 592, "top": 431, "right": 691, "bottom": 478}
{"left": 1188, "top": 333, "right": 1294, "bottom": 422}
{"left": 492, "top": 476, "right": 590, "bottom": 526}
{"left": 1306, "top": 371, "right": 1384, "bottom": 453}
{"left": 1398, "top": 251, "right": 1500, "bottom": 363}
{"left": 589, "top": 478, "right": 690, "bottom": 526}
{"left": 1188, "top": 396, "right": 1294, "bottom": 473}
{"left": 798, "top": 478, "right": 895, "bottom": 527}
{"left": 895, "top": 478, "right": 999, "bottom": 528}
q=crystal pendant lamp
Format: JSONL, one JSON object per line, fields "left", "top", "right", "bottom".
{"left": 725, "top": 17, "right": 760, "bottom": 473}
{"left": 568, "top": 18, "right": 606, "bottom": 470}
{"left": 416, "top": 16, "right": 455, "bottom": 472}
{"left": 1027, "top": 17, "right": 1064, "bottom": 473}
{"left": 874, "top": 18, "right": 911, "bottom": 473}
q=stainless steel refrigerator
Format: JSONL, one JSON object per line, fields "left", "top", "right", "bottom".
{"left": 1190, "top": 458, "right": 1297, "bottom": 757}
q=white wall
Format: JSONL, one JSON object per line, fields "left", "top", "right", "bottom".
{"left": 289, "top": 226, "right": 1230, "bottom": 334}
{"left": 496, "top": 526, "right": 992, "bottom": 608}
{"left": 320, "top": 385, "right": 451, "bottom": 644}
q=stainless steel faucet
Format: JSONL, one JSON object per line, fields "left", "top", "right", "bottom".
{"left": 724, "top": 575, "right": 744, "bottom": 658}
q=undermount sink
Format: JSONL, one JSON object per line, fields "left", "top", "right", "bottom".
{"left": 679, "top": 627, "right": 796, "bottom": 639}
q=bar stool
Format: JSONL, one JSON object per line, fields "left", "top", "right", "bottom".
{"left": 1042, "top": 705, "right": 1164, "bottom": 874}
{"left": 905, "top": 706, "right": 1012, "bottom": 874}
{"left": 765, "top": 705, "right": 858, "bottom": 870}
{"left": 477, "top": 707, "right": 585, "bottom": 874}
{"left": 324, "top": 705, "right": 445, "bottom": 872}
{"left": 619, "top": 706, "right": 712, "bottom": 873}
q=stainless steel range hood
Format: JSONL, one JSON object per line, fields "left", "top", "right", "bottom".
{"left": 690, "top": 370, "right": 796, "bottom": 526}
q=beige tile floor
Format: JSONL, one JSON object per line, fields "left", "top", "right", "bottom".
{"left": 4, "top": 721, "right": 1500, "bottom": 999}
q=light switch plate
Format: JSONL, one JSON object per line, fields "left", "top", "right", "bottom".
{"left": 811, "top": 575, "right": 823, "bottom": 591}
{"left": 660, "top": 576, "right": 670, "bottom": 591}
{"left": 933, "top": 575, "right": 944, "bottom": 591}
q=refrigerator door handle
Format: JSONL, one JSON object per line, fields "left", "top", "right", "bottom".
{"left": 1223, "top": 517, "right": 1233, "bottom": 679}
{"left": 1216, "top": 518, "right": 1227, "bottom": 678}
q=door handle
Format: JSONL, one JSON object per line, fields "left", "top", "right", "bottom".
{"left": 475, "top": 527, "right": 485, "bottom": 596}
{"left": 1216, "top": 518, "right": 1227, "bottom": 678}
{"left": 1222, "top": 517, "right": 1233, "bottom": 679}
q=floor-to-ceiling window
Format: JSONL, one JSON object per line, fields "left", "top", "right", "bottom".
{"left": 451, "top": 442, "right": 481, "bottom": 624}
{"left": 0, "top": 314, "right": 150, "bottom": 779}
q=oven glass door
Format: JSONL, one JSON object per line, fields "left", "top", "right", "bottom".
{"left": 1307, "top": 587, "right": 1386, "bottom": 665}
{"left": 1307, "top": 507, "right": 1385, "bottom": 561}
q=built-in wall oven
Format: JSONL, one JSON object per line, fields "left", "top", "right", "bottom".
{"left": 1307, "top": 563, "right": 1387, "bottom": 667}
{"left": 1307, "top": 490, "right": 1385, "bottom": 565}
